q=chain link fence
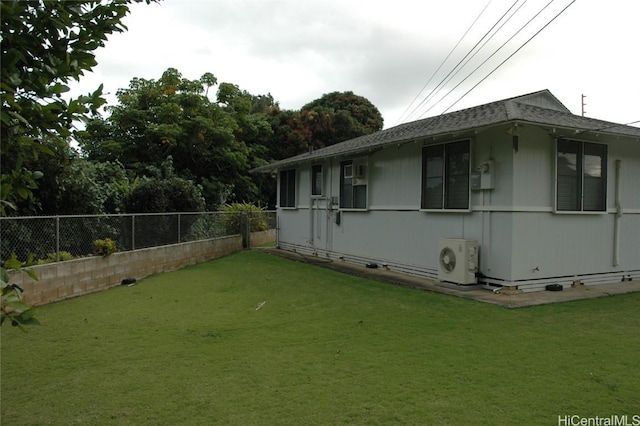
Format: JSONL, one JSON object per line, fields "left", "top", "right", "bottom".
{"left": 1, "top": 211, "right": 276, "bottom": 265}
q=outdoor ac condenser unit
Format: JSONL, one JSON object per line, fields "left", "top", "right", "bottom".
{"left": 438, "top": 238, "right": 479, "bottom": 285}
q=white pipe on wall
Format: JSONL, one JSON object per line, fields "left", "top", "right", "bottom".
{"left": 613, "top": 160, "right": 622, "bottom": 267}
{"left": 309, "top": 197, "right": 315, "bottom": 246}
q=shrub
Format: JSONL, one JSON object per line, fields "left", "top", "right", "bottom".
{"left": 3, "top": 251, "right": 76, "bottom": 268}
{"left": 1, "top": 255, "right": 39, "bottom": 330}
{"left": 35, "top": 251, "right": 74, "bottom": 265}
{"left": 219, "top": 203, "right": 268, "bottom": 234}
{"left": 93, "top": 238, "right": 117, "bottom": 256}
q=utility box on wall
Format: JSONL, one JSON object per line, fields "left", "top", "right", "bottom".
{"left": 470, "top": 172, "right": 481, "bottom": 190}
{"left": 471, "top": 160, "right": 495, "bottom": 190}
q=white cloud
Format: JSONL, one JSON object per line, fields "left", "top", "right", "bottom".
{"left": 68, "top": 0, "right": 640, "bottom": 129}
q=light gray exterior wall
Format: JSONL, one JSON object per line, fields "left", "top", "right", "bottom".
{"left": 504, "top": 125, "right": 640, "bottom": 289}
{"left": 275, "top": 123, "right": 640, "bottom": 291}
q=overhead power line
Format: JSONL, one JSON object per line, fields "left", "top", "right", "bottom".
{"left": 423, "top": 0, "right": 555, "bottom": 118}
{"left": 415, "top": 0, "right": 537, "bottom": 120}
{"left": 402, "top": 0, "right": 522, "bottom": 124}
{"left": 440, "top": 0, "right": 577, "bottom": 115}
{"left": 394, "top": 0, "right": 493, "bottom": 125}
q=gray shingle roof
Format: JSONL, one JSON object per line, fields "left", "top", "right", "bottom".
{"left": 253, "top": 90, "right": 640, "bottom": 173}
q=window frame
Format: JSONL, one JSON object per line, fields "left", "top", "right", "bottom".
{"left": 339, "top": 159, "right": 368, "bottom": 210}
{"left": 420, "top": 139, "right": 471, "bottom": 212}
{"left": 279, "top": 169, "right": 296, "bottom": 209}
{"left": 554, "top": 139, "right": 607, "bottom": 213}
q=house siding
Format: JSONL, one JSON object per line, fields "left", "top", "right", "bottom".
{"left": 503, "top": 129, "right": 640, "bottom": 288}
{"left": 270, "top": 93, "right": 640, "bottom": 291}
{"left": 368, "top": 143, "right": 422, "bottom": 209}
{"left": 511, "top": 126, "right": 554, "bottom": 208}
{"left": 470, "top": 126, "right": 515, "bottom": 209}
{"left": 276, "top": 131, "right": 519, "bottom": 282}
{"left": 276, "top": 124, "right": 640, "bottom": 291}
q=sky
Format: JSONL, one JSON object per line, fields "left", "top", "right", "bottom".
{"left": 68, "top": 0, "right": 640, "bottom": 129}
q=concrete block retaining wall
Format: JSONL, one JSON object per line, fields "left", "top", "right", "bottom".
{"left": 250, "top": 229, "right": 276, "bottom": 248}
{"left": 8, "top": 235, "right": 244, "bottom": 306}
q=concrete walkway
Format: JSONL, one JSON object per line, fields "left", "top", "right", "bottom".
{"left": 260, "top": 248, "right": 640, "bottom": 308}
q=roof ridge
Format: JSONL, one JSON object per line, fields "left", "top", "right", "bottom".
{"left": 504, "top": 100, "right": 521, "bottom": 121}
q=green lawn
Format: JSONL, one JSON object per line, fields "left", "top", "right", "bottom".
{"left": 2, "top": 250, "right": 639, "bottom": 425}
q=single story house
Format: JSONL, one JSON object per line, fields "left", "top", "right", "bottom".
{"left": 253, "top": 90, "right": 640, "bottom": 292}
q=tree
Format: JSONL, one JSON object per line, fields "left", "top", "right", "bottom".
{"left": 303, "top": 91, "right": 383, "bottom": 129}
{"left": 215, "top": 82, "right": 275, "bottom": 207}
{"left": 300, "top": 91, "right": 383, "bottom": 149}
{"left": 263, "top": 91, "right": 384, "bottom": 163}
{"left": 1, "top": 0, "right": 157, "bottom": 329}
{"left": 81, "top": 68, "right": 273, "bottom": 209}
{"left": 124, "top": 156, "right": 205, "bottom": 213}
{"left": 1, "top": 261, "right": 39, "bottom": 330}
{"left": 264, "top": 108, "right": 310, "bottom": 159}
{"left": 0, "top": 0, "right": 155, "bottom": 215}
{"left": 55, "top": 159, "right": 130, "bottom": 215}
{"left": 5, "top": 135, "right": 72, "bottom": 215}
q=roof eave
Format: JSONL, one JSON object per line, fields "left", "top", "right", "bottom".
{"left": 516, "top": 119, "right": 640, "bottom": 141}
{"left": 251, "top": 121, "right": 514, "bottom": 173}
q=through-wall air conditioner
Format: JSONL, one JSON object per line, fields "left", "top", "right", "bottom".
{"left": 438, "top": 238, "right": 479, "bottom": 285}
{"left": 353, "top": 163, "right": 367, "bottom": 185}
{"left": 354, "top": 164, "right": 367, "bottom": 179}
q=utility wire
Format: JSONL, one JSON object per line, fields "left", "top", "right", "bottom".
{"left": 422, "top": 0, "right": 554, "bottom": 118}
{"left": 416, "top": 0, "right": 535, "bottom": 119}
{"left": 394, "top": 0, "right": 493, "bottom": 125}
{"left": 402, "top": 0, "right": 522, "bottom": 123}
{"left": 440, "top": 0, "right": 577, "bottom": 115}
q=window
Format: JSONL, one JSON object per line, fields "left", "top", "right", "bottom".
{"left": 340, "top": 160, "right": 367, "bottom": 209}
{"left": 279, "top": 169, "right": 296, "bottom": 208}
{"left": 556, "top": 139, "right": 607, "bottom": 212}
{"left": 311, "top": 164, "right": 323, "bottom": 196}
{"left": 421, "top": 140, "right": 470, "bottom": 210}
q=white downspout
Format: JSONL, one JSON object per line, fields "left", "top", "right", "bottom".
{"left": 327, "top": 158, "right": 334, "bottom": 253}
{"left": 309, "top": 197, "right": 315, "bottom": 246}
{"left": 613, "top": 160, "right": 622, "bottom": 267}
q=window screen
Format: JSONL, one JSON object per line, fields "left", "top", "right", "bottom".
{"left": 422, "top": 140, "right": 470, "bottom": 210}
{"left": 279, "top": 169, "right": 296, "bottom": 207}
{"left": 556, "top": 140, "right": 606, "bottom": 212}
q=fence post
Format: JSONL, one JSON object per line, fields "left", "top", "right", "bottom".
{"left": 240, "top": 211, "right": 250, "bottom": 249}
{"left": 56, "top": 216, "right": 60, "bottom": 262}
{"left": 131, "top": 215, "right": 136, "bottom": 251}
{"left": 177, "top": 213, "right": 181, "bottom": 244}
{"left": 246, "top": 212, "right": 251, "bottom": 248}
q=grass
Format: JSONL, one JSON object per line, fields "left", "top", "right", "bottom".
{"left": 2, "top": 250, "right": 639, "bottom": 425}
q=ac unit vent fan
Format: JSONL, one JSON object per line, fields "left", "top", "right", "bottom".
{"left": 437, "top": 238, "right": 479, "bottom": 285}
{"left": 439, "top": 247, "right": 457, "bottom": 272}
